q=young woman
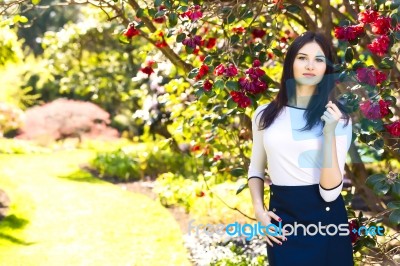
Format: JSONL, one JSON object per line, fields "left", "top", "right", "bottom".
{"left": 248, "top": 31, "right": 354, "bottom": 266}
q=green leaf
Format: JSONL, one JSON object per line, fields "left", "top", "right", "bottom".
{"left": 154, "top": 0, "right": 163, "bottom": 7}
{"left": 390, "top": 183, "right": 400, "bottom": 199}
{"left": 136, "top": 8, "right": 144, "bottom": 18}
{"left": 188, "top": 68, "right": 199, "bottom": 79}
{"left": 286, "top": 4, "right": 301, "bottom": 14}
{"left": 272, "top": 48, "right": 283, "bottom": 57}
{"left": 378, "top": 57, "right": 395, "bottom": 69}
{"left": 236, "top": 183, "right": 248, "bottom": 195}
{"left": 118, "top": 34, "right": 130, "bottom": 44}
{"left": 214, "top": 80, "right": 224, "bottom": 89}
{"left": 373, "top": 181, "right": 390, "bottom": 196}
{"left": 230, "top": 35, "right": 240, "bottom": 45}
{"left": 185, "top": 46, "right": 194, "bottom": 54}
{"left": 394, "top": 31, "right": 400, "bottom": 41}
{"left": 345, "top": 47, "right": 353, "bottom": 63}
{"left": 227, "top": 98, "right": 238, "bottom": 109}
{"left": 164, "top": 0, "right": 173, "bottom": 9}
{"left": 387, "top": 201, "right": 400, "bottom": 209}
{"left": 225, "top": 81, "right": 239, "bottom": 91}
{"left": 32, "top": 0, "right": 41, "bottom": 4}
{"left": 176, "top": 33, "right": 186, "bottom": 43}
{"left": 203, "top": 55, "right": 213, "bottom": 65}
{"left": 373, "top": 138, "right": 384, "bottom": 150}
{"left": 155, "top": 10, "right": 166, "bottom": 18}
{"left": 389, "top": 209, "right": 400, "bottom": 226}
{"left": 168, "top": 13, "right": 178, "bottom": 27}
{"left": 230, "top": 167, "right": 245, "bottom": 177}
{"left": 366, "top": 173, "right": 386, "bottom": 188}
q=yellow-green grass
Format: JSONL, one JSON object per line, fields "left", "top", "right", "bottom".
{"left": 0, "top": 150, "right": 190, "bottom": 266}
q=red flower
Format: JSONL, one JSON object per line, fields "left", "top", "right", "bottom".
{"left": 182, "top": 5, "right": 202, "bottom": 21}
{"left": 367, "top": 35, "right": 390, "bottom": 56}
{"left": 182, "top": 35, "right": 202, "bottom": 49}
{"left": 232, "top": 27, "right": 246, "bottom": 34}
{"left": 358, "top": 9, "right": 379, "bottom": 24}
{"left": 195, "top": 64, "right": 209, "bottom": 80}
{"left": 371, "top": 16, "right": 392, "bottom": 35}
{"left": 334, "top": 24, "right": 364, "bottom": 41}
{"left": 214, "top": 64, "right": 226, "bottom": 76}
{"left": 384, "top": 120, "right": 400, "bottom": 137}
{"left": 253, "top": 59, "right": 261, "bottom": 67}
{"left": 191, "top": 144, "right": 201, "bottom": 152}
{"left": 251, "top": 28, "right": 266, "bottom": 39}
{"left": 238, "top": 77, "right": 267, "bottom": 94}
{"left": 225, "top": 64, "right": 238, "bottom": 77}
{"left": 356, "top": 67, "right": 387, "bottom": 86}
{"left": 203, "top": 80, "right": 213, "bottom": 91}
{"left": 359, "top": 99, "right": 391, "bottom": 120}
{"left": 348, "top": 219, "right": 360, "bottom": 244}
{"left": 140, "top": 66, "right": 154, "bottom": 76}
{"left": 379, "top": 99, "right": 391, "bottom": 117}
{"left": 123, "top": 24, "right": 140, "bottom": 38}
{"left": 155, "top": 39, "right": 168, "bottom": 48}
{"left": 196, "top": 191, "right": 205, "bottom": 197}
{"left": 153, "top": 17, "right": 166, "bottom": 24}
{"left": 230, "top": 91, "right": 251, "bottom": 108}
{"left": 204, "top": 37, "right": 217, "bottom": 49}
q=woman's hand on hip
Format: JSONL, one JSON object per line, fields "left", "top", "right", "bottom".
{"left": 255, "top": 209, "right": 287, "bottom": 247}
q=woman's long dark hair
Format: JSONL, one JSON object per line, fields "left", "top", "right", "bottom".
{"left": 256, "top": 31, "right": 351, "bottom": 136}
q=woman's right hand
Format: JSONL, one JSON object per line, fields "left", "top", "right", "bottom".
{"left": 255, "top": 209, "right": 287, "bottom": 247}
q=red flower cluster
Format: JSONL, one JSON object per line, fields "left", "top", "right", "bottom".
{"left": 238, "top": 60, "right": 267, "bottom": 94}
{"left": 356, "top": 67, "right": 387, "bottom": 86}
{"left": 334, "top": 24, "right": 364, "bottom": 41}
{"left": 384, "top": 120, "right": 400, "bottom": 137}
{"left": 357, "top": 9, "right": 379, "bottom": 24}
{"left": 230, "top": 91, "right": 251, "bottom": 108}
{"left": 359, "top": 99, "right": 391, "bottom": 120}
{"left": 203, "top": 80, "right": 213, "bottom": 91}
{"left": 232, "top": 27, "right": 246, "bottom": 34}
{"left": 140, "top": 60, "right": 156, "bottom": 77}
{"left": 195, "top": 64, "right": 209, "bottom": 80}
{"left": 251, "top": 28, "right": 266, "bottom": 39}
{"left": 123, "top": 23, "right": 140, "bottom": 39}
{"left": 201, "top": 37, "right": 217, "bottom": 49}
{"left": 181, "top": 5, "right": 202, "bottom": 21}
{"left": 367, "top": 35, "right": 390, "bottom": 56}
{"left": 182, "top": 35, "right": 202, "bottom": 49}
{"left": 371, "top": 16, "right": 392, "bottom": 35}
{"left": 214, "top": 63, "right": 238, "bottom": 77}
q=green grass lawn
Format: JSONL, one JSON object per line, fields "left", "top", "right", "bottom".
{"left": 0, "top": 149, "right": 190, "bottom": 266}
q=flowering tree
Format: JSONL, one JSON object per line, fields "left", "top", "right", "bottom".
{"left": 1, "top": 0, "right": 400, "bottom": 263}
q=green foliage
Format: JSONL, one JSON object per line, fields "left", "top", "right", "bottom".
{"left": 0, "top": 138, "right": 51, "bottom": 154}
{"left": 89, "top": 140, "right": 200, "bottom": 182}
{"left": 91, "top": 148, "right": 141, "bottom": 181}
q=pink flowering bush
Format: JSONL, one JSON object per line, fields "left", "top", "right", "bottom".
{"left": 17, "top": 99, "right": 119, "bottom": 142}
{"left": 0, "top": 102, "right": 25, "bottom": 137}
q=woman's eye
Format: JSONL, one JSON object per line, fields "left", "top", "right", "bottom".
{"left": 298, "top": 57, "right": 305, "bottom": 60}
{"left": 317, "top": 59, "right": 325, "bottom": 62}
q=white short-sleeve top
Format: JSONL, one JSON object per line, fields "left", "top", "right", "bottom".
{"left": 247, "top": 103, "right": 353, "bottom": 202}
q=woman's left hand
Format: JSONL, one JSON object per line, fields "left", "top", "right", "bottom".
{"left": 321, "top": 100, "right": 342, "bottom": 134}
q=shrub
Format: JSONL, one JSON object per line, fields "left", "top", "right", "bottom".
{"left": 0, "top": 102, "right": 25, "bottom": 137}
{"left": 17, "top": 98, "right": 119, "bottom": 142}
{"left": 91, "top": 148, "right": 141, "bottom": 182}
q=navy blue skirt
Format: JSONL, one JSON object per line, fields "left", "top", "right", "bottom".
{"left": 266, "top": 184, "right": 354, "bottom": 266}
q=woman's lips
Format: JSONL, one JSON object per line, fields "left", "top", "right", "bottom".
{"left": 303, "top": 73, "right": 316, "bottom": 77}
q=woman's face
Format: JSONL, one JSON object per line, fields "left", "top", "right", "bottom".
{"left": 293, "top": 41, "right": 327, "bottom": 88}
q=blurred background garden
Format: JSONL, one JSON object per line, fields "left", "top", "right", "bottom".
{"left": 0, "top": 0, "right": 399, "bottom": 265}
